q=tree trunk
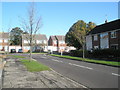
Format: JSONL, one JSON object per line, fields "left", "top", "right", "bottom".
{"left": 29, "top": 37, "right": 32, "bottom": 61}
{"left": 82, "top": 43, "right": 85, "bottom": 58}
{"left": 29, "top": 45, "right": 32, "bottom": 61}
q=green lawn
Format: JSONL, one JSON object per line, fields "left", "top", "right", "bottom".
{"left": 20, "top": 59, "right": 50, "bottom": 72}
{"left": 8, "top": 55, "right": 26, "bottom": 58}
{"left": 32, "top": 52, "right": 47, "bottom": 54}
{"left": 50, "top": 54, "right": 120, "bottom": 66}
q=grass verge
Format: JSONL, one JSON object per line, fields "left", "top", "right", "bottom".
{"left": 32, "top": 52, "right": 47, "bottom": 54}
{"left": 50, "top": 54, "right": 120, "bottom": 66}
{"left": 20, "top": 59, "right": 50, "bottom": 72}
{"left": 8, "top": 55, "right": 26, "bottom": 58}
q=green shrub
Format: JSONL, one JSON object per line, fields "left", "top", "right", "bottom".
{"left": 69, "top": 50, "right": 90, "bottom": 57}
{"left": 91, "top": 49, "right": 120, "bottom": 58}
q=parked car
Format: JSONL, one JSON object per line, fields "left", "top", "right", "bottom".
{"left": 10, "top": 49, "right": 16, "bottom": 53}
{"left": 18, "top": 49, "right": 23, "bottom": 53}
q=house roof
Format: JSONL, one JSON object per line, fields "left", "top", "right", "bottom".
{"left": 0, "top": 32, "right": 9, "bottom": 39}
{"left": 49, "top": 35, "right": 65, "bottom": 41}
{"left": 50, "top": 36, "right": 57, "bottom": 40}
{"left": 55, "top": 35, "right": 65, "bottom": 41}
{"left": 88, "top": 19, "right": 120, "bottom": 35}
{"left": 22, "top": 34, "right": 47, "bottom": 40}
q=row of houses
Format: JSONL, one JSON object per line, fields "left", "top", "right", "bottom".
{"left": 0, "top": 32, "right": 75, "bottom": 53}
{"left": 0, "top": 19, "right": 120, "bottom": 52}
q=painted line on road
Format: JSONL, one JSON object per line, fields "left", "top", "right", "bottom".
{"left": 51, "top": 59, "right": 63, "bottom": 63}
{"left": 112, "top": 73, "right": 120, "bottom": 77}
{"left": 41, "top": 57, "right": 47, "bottom": 59}
{"left": 69, "top": 63, "right": 93, "bottom": 70}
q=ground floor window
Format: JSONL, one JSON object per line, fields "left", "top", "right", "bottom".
{"left": 110, "top": 44, "right": 118, "bottom": 49}
{"left": 94, "top": 46, "right": 99, "bottom": 49}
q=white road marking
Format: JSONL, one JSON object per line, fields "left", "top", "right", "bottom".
{"left": 112, "top": 73, "right": 120, "bottom": 77}
{"left": 52, "top": 59, "right": 63, "bottom": 63}
{"left": 41, "top": 57, "right": 47, "bottom": 59}
{"left": 69, "top": 63, "right": 93, "bottom": 70}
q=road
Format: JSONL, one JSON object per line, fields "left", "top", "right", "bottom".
{"left": 12, "top": 53, "right": 120, "bottom": 89}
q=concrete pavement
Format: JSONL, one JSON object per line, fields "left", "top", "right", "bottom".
{"left": 2, "top": 57, "right": 88, "bottom": 89}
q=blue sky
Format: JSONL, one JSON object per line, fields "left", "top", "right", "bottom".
{"left": 1, "top": 2, "right": 118, "bottom": 38}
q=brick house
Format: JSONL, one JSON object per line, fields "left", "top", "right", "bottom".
{"left": 86, "top": 19, "right": 120, "bottom": 50}
{"left": 0, "top": 32, "right": 9, "bottom": 52}
{"left": 48, "top": 35, "right": 67, "bottom": 52}
{"left": 22, "top": 34, "right": 48, "bottom": 52}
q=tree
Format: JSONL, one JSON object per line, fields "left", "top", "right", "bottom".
{"left": 10, "top": 27, "right": 24, "bottom": 46}
{"left": 20, "top": 2, "right": 42, "bottom": 60}
{"left": 65, "top": 20, "right": 96, "bottom": 58}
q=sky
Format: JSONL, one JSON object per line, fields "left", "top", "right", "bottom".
{"left": 1, "top": 2, "right": 118, "bottom": 39}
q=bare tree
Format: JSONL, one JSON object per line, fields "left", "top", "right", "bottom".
{"left": 20, "top": 2, "right": 42, "bottom": 61}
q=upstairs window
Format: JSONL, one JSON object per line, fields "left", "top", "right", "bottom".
{"left": 111, "top": 31, "right": 116, "bottom": 38}
{"left": 93, "top": 35, "right": 98, "bottom": 41}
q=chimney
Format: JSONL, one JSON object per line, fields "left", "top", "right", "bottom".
{"left": 105, "top": 19, "right": 108, "bottom": 23}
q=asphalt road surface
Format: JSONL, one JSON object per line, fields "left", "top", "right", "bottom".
{"left": 12, "top": 53, "right": 120, "bottom": 89}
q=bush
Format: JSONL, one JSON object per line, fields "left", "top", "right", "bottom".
{"left": 91, "top": 49, "right": 120, "bottom": 58}
{"left": 69, "top": 50, "right": 90, "bottom": 57}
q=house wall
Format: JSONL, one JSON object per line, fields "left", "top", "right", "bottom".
{"left": 0, "top": 39, "right": 9, "bottom": 52}
{"left": 92, "top": 34, "right": 100, "bottom": 49}
{"left": 9, "top": 46, "right": 22, "bottom": 52}
{"left": 109, "top": 30, "right": 120, "bottom": 49}
{"left": 118, "top": 30, "right": 120, "bottom": 49}
{"left": 48, "top": 46, "right": 57, "bottom": 51}
{"left": 48, "top": 37, "right": 53, "bottom": 46}
{"left": 86, "top": 35, "right": 92, "bottom": 50}
{"left": 100, "top": 32, "right": 109, "bottom": 49}
{"left": 86, "top": 29, "right": 120, "bottom": 50}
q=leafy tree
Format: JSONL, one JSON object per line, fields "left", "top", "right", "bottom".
{"left": 65, "top": 20, "right": 96, "bottom": 58}
{"left": 10, "top": 27, "right": 24, "bottom": 46}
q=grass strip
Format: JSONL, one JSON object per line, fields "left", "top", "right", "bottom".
{"left": 32, "top": 52, "right": 47, "bottom": 54}
{"left": 50, "top": 54, "right": 120, "bottom": 66}
{"left": 8, "top": 55, "right": 26, "bottom": 58}
{"left": 20, "top": 59, "right": 50, "bottom": 72}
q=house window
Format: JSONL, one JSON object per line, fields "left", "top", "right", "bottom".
{"left": 24, "top": 40, "right": 30, "bottom": 43}
{"left": 37, "top": 40, "right": 42, "bottom": 44}
{"left": 111, "top": 31, "right": 116, "bottom": 38}
{"left": 53, "top": 40, "right": 57, "bottom": 44}
{"left": 0, "top": 39, "right": 2, "bottom": 43}
{"left": 4, "top": 39, "right": 8, "bottom": 43}
{"left": 94, "top": 46, "right": 99, "bottom": 49}
{"left": 93, "top": 35, "right": 98, "bottom": 41}
{"left": 110, "top": 44, "right": 118, "bottom": 49}
{"left": 43, "top": 40, "right": 47, "bottom": 44}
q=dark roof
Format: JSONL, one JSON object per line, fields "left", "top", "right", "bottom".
{"left": 22, "top": 34, "right": 47, "bottom": 40}
{"left": 0, "top": 32, "right": 9, "bottom": 39}
{"left": 88, "top": 19, "right": 120, "bottom": 35}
